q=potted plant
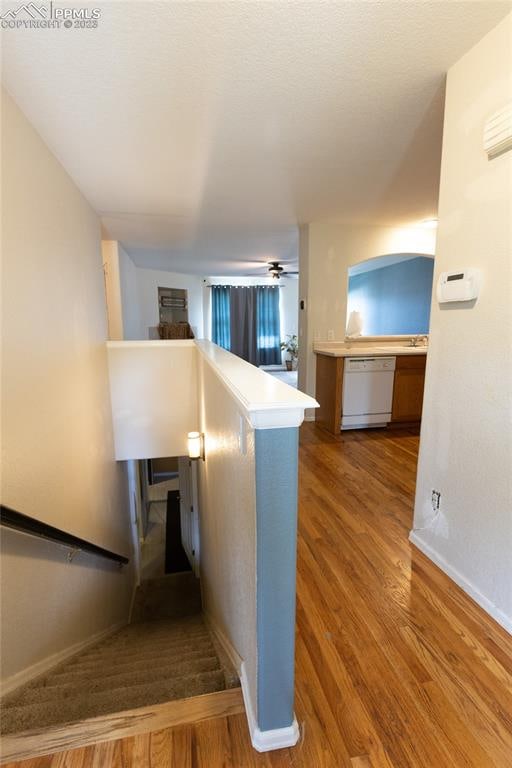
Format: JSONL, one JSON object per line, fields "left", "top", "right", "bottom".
{"left": 280, "top": 334, "right": 298, "bottom": 371}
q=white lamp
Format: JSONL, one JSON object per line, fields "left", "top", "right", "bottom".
{"left": 188, "top": 431, "right": 204, "bottom": 461}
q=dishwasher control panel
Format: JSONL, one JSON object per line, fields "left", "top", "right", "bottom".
{"left": 345, "top": 357, "right": 396, "bottom": 372}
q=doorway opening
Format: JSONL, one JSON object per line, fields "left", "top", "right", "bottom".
{"left": 135, "top": 456, "right": 200, "bottom": 582}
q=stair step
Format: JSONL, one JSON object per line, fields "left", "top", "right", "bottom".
{"left": 0, "top": 689, "right": 245, "bottom": 765}
{"left": 138, "top": 573, "right": 198, "bottom": 589}
{"left": 72, "top": 631, "right": 213, "bottom": 665}
{"left": 113, "top": 615, "right": 205, "bottom": 634}
{"left": 124, "top": 614, "right": 206, "bottom": 632}
{"left": 1, "top": 580, "right": 240, "bottom": 740}
{"left": 9, "top": 656, "right": 222, "bottom": 705}
{"left": 131, "top": 574, "right": 202, "bottom": 623}
{"left": 104, "top": 620, "right": 209, "bottom": 643}
{"left": 37, "top": 644, "right": 219, "bottom": 684}
{"left": 1, "top": 669, "right": 226, "bottom": 735}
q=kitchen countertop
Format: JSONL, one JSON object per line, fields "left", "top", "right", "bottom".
{"left": 314, "top": 344, "right": 428, "bottom": 357}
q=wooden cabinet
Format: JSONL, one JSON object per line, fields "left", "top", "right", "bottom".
{"left": 314, "top": 354, "right": 344, "bottom": 434}
{"left": 391, "top": 355, "right": 426, "bottom": 423}
{"left": 315, "top": 352, "right": 427, "bottom": 433}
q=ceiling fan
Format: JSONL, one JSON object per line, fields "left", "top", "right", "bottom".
{"left": 267, "top": 261, "right": 299, "bottom": 279}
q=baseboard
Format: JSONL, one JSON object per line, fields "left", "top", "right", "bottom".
{"left": 203, "top": 613, "right": 300, "bottom": 752}
{"left": 128, "top": 577, "right": 139, "bottom": 624}
{"left": 239, "top": 664, "right": 300, "bottom": 753}
{"left": 0, "top": 688, "right": 244, "bottom": 763}
{"left": 409, "top": 531, "right": 512, "bottom": 635}
{"left": 202, "top": 610, "right": 243, "bottom": 674}
{"left": 1, "top": 621, "right": 126, "bottom": 697}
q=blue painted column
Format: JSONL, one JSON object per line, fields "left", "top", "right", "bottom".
{"left": 254, "top": 427, "right": 299, "bottom": 732}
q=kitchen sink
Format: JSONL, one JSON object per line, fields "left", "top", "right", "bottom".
{"left": 374, "top": 345, "right": 427, "bottom": 352}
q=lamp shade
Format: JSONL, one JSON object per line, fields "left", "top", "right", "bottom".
{"left": 188, "top": 431, "right": 202, "bottom": 460}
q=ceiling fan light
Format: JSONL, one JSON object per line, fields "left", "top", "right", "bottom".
{"left": 268, "top": 261, "right": 284, "bottom": 279}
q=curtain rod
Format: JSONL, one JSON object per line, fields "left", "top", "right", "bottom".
{"left": 205, "top": 284, "right": 285, "bottom": 288}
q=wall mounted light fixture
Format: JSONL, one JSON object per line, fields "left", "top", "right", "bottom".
{"left": 188, "top": 431, "right": 205, "bottom": 461}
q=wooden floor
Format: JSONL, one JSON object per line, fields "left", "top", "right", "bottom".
{"left": 5, "top": 424, "right": 512, "bottom": 767}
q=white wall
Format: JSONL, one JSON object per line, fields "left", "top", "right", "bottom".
{"left": 118, "top": 244, "right": 143, "bottom": 340}
{"left": 121, "top": 262, "right": 204, "bottom": 339}
{"left": 279, "top": 278, "right": 299, "bottom": 349}
{"left": 1, "top": 91, "right": 135, "bottom": 688}
{"left": 106, "top": 341, "right": 199, "bottom": 460}
{"left": 196, "top": 354, "right": 258, "bottom": 717}
{"left": 412, "top": 15, "right": 512, "bottom": 632}
{"left": 299, "top": 221, "right": 436, "bottom": 398}
{"left": 102, "top": 240, "right": 124, "bottom": 340}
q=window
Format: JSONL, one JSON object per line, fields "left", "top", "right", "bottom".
{"left": 211, "top": 284, "right": 281, "bottom": 365}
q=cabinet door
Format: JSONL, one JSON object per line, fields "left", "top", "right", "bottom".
{"left": 315, "top": 354, "right": 344, "bottom": 434}
{"left": 391, "top": 356, "right": 426, "bottom": 423}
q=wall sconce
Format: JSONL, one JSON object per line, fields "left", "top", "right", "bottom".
{"left": 188, "top": 431, "right": 205, "bottom": 461}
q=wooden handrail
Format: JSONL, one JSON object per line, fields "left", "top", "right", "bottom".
{"left": 0, "top": 505, "right": 129, "bottom": 566}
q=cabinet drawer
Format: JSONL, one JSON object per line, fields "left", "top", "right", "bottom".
{"left": 395, "top": 354, "right": 426, "bottom": 370}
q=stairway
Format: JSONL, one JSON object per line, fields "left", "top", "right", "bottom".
{"left": 1, "top": 573, "right": 239, "bottom": 736}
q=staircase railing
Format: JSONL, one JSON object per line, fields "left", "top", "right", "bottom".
{"left": 0, "top": 505, "right": 129, "bottom": 566}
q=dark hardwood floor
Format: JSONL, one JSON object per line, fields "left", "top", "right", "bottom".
{"left": 5, "top": 424, "right": 512, "bottom": 767}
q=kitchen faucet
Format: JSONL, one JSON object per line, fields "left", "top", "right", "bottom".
{"left": 409, "top": 335, "right": 428, "bottom": 347}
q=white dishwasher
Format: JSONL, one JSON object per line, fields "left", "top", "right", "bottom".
{"left": 341, "top": 357, "right": 396, "bottom": 430}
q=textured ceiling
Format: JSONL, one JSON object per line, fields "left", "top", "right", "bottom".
{"left": 2, "top": 1, "right": 509, "bottom": 274}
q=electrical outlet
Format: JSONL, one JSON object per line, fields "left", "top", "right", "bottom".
{"left": 431, "top": 490, "right": 441, "bottom": 511}
{"left": 327, "top": 329, "right": 335, "bottom": 341}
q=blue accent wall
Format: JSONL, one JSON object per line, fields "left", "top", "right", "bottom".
{"left": 255, "top": 427, "right": 298, "bottom": 732}
{"left": 348, "top": 256, "right": 434, "bottom": 335}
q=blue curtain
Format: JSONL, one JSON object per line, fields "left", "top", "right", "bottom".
{"left": 211, "top": 285, "right": 230, "bottom": 350}
{"left": 256, "top": 286, "right": 281, "bottom": 365}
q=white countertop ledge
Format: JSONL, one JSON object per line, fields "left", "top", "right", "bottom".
{"left": 196, "top": 340, "right": 319, "bottom": 429}
{"left": 314, "top": 343, "right": 428, "bottom": 357}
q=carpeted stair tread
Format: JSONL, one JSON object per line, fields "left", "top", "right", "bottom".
{"left": 75, "top": 629, "right": 213, "bottom": 658}
{"left": 67, "top": 635, "right": 216, "bottom": 667}
{"left": 9, "top": 656, "right": 223, "bottom": 706}
{"left": 109, "top": 613, "right": 207, "bottom": 633}
{"left": 93, "top": 622, "right": 210, "bottom": 644}
{"left": 33, "top": 646, "right": 220, "bottom": 687}
{"left": 1, "top": 577, "right": 240, "bottom": 736}
{"left": 1, "top": 669, "right": 226, "bottom": 734}
{"left": 130, "top": 573, "right": 202, "bottom": 623}
{"left": 86, "top": 616, "right": 209, "bottom": 646}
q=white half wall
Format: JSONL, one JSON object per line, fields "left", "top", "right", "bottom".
{"left": 196, "top": 354, "right": 258, "bottom": 719}
{"left": 106, "top": 341, "right": 199, "bottom": 460}
{"left": 412, "top": 14, "right": 512, "bottom": 632}
{"left": 1, "top": 90, "right": 135, "bottom": 687}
